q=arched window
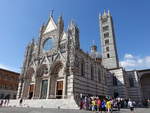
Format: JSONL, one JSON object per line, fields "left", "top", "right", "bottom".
{"left": 81, "top": 61, "right": 84, "bottom": 76}
{"left": 91, "top": 65, "right": 94, "bottom": 80}
{"left": 37, "top": 64, "right": 48, "bottom": 77}
{"left": 106, "top": 47, "right": 109, "bottom": 51}
{"left": 107, "top": 53, "right": 110, "bottom": 58}
{"left": 113, "top": 76, "right": 118, "bottom": 86}
{"left": 26, "top": 68, "right": 35, "bottom": 79}
{"left": 98, "top": 69, "right": 101, "bottom": 83}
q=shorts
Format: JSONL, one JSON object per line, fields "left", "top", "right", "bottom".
{"left": 130, "top": 107, "right": 134, "bottom": 111}
{"left": 102, "top": 107, "right": 106, "bottom": 111}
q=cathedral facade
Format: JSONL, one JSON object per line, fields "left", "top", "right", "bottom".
{"left": 17, "top": 14, "right": 108, "bottom": 100}
{"left": 17, "top": 10, "right": 150, "bottom": 104}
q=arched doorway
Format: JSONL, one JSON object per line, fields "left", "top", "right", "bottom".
{"left": 26, "top": 67, "right": 35, "bottom": 99}
{"left": 36, "top": 64, "right": 48, "bottom": 99}
{"left": 114, "top": 92, "right": 119, "bottom": 98}
{"left": 49, "top": 62, "right": 64, "bottom": 99}
{"left": 140, "top": 74, "right": 150, "bottom": 99}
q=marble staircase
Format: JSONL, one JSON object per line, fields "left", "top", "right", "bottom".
{"left": 8, "top": 98, "right": 79, "bottom": 109}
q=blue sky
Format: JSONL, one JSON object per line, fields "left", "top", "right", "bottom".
{"left": 0, "top": 0, "right": 150, "bottom": 72}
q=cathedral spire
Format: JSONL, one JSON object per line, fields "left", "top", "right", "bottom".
{"left": 67, "top": 20, "right": 80, "bottom": 49}
{"left": 103, "top": 9, "right": 107, "bottom": 16}
{"left": 57, "top": 15, "right": 64, "bottom": 33}
{"left": 108, "top": 9, "right": 111, "bottom": 16}
{"left": 50, "top": 9, "right": 54, "bottom": 17}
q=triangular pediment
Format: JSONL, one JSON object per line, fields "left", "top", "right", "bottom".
{"left": 43, "top": 16, "right": 57, "bottom": 34}
{"left": 61, "top": 32, "right": 67, "bottom": 41}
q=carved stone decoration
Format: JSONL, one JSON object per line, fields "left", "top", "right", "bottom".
{"left": 48, "top": 61, "right": 64, "bottom": 78}
{"left": 36, "top": 64, "right": 48, "bottom": 78}
{"left": 74, "top": 55, "right": 79, "bottom": 67}
{"left": 25, "top": 67, "right": 35, "bottom": 79}
{"left": 51, "top": 62, "right": 63, "bottom": 75}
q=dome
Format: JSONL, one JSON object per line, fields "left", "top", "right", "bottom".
{"left": 90, "top": 51, "right": 102, "bottom": 59}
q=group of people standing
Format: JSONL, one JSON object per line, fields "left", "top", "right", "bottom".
{"left": 0, "top": 99, "right": 9, "bottom": 107}
{"left": 80, "top": 96, "right": 114, "bottom": 112}
{"left": 79, "top": 96, "right": 136, "bottom": 113}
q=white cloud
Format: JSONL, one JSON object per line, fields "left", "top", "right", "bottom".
{"left": 0, "top": 63, "right": 20, "bottom": 73}
{"left": 120, "top": 54, "right": 150, "bottom": 70}
{"left": 124, "top": 54, "right": 134, "bottom": 59}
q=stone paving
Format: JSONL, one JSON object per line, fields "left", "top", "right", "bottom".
{"left": 0, "top": 107, "right": 150, "bottom": 113}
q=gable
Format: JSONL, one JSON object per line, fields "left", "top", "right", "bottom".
{"left": 43, "top": 17, "right": 57, "bottom": 34}
{"left": 61, "top": 32, "right": 67, "bottom": 41}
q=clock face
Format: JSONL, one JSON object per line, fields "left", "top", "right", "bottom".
{"left": 43, "top": 37, "right": 54, "bottom": 51}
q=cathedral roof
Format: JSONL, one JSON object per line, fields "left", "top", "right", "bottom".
{"left": 89, "top": 51, "right": 101, "bottom": 59}
{"left": 43, "top": 16, "right": 57, "bottom": 34}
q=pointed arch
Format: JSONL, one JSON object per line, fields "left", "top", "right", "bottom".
{"left": 80, "top": 59, "right": 85, "bottom": 76}
{"left": 25, "top": 67, "right": 35, "bottom": 79}
{"left": 36, "top": 64, "right": 48, "bottom": 78}
{"left": 50, "top": 61, "right": 63, "bottom": 76}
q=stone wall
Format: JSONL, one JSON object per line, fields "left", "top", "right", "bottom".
{"left": 109, "top": 68, "right": 128, "bottom": 98}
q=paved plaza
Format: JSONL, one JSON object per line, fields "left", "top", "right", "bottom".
{"left": 0, "top": 107, "right": 150, "bottom": 113}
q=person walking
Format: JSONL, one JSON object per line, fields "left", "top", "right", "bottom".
{"left": 117, "top": 99, "right": 121, "bottom": 111}
{"left": 101, "top": 99, "right": 106, "bottom": 113}
{"left": 3, "top": 99, "right": 7, "bottom": 107}
{"left": 0, "top": 100, "right": 3, "bottom": 107}
{"left": 128, "top": 99, "right": 135, "bottom": 113}
{"left": 106, "top": 99, "right": 112, "bottom": 113}
{"left": 19, "top": 98, "right": 23, "bottom": 107}
{"left": 97, "top": 98, "right": 102, "bottom": 113}
{"left": 91, "top": 98, "right": 96, "bottom": 111}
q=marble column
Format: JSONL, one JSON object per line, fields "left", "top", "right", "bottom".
{"left": 22, "top": 79, "right": 30, "bottom": 99}
{"left": 63, "top": 75, "right": 67, "bottom": 98}
{"left": 46, "top": 76, "right": 51, "bottom": 99}
{"left": 33, "top": 78, "right": 41, "bottom": 99}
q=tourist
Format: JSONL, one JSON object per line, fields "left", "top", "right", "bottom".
{"left": 19, "top": 98, "right": 23, "bottom": 106}
{"left": 80, "top": 98, "right": 83, "bottom": 110}
{"left": 113, "top": 99, "right": 118, "bottom": 111}
{"left": 117, "top": 99, "right": 121, "bottom": 111}
{"left": 148, "top": 99, "right": 150, "bottom": 108}
{"left": 7, "top": 97, "right": 10, "bottom": 107}
{"left": 106, "top": 99, "right": 112, "bottom": 113}
{"left": 0, "top": 99, "right": 3, "bottom": 107}
{"left": 3, "top": 99, "right": 7, "bottom": 107}
{"left": 96, "top": 98, "right": 102, "bottom": 112}
{"left": 101, "top": 99, "right": 106, "bottom": 113}
{"left": 128, "top": 99, "right": 134, "bottom": 113}
{"left": 124, "top": 100, "right": 127, "bottom": 108}
{"left": 91, "top": 98, "right": 96, "bottom": 111}
{"left": 88, "top": 97, "right": 92, "bottom": 110}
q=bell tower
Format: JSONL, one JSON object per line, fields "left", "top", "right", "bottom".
{"left": 99, "top": 10, "right": 119, "bottom": 69}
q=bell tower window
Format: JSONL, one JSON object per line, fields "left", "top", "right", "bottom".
{"left": 103, "top": 26, "right": 109, "bottom": 32}
{"left": 105, "top": 39, "right": 109, "bottom": 45}
{"left": 106, "top": 47, "right": 109, "bottom": 51}
{"left": 81, "top": 61, "right": 84, "bottom": 76}
{"left": 104, "top": 32, "right": 109, "bottom": 38}
{"left": 107, "top": 53, "right": 110, "bottom": 58}
{"left": 91, "top": 65, "right": 94, "bottom": 80}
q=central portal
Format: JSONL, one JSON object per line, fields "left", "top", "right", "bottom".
{"left": 41, "top": 80, "right": 48, "bottom": 99}
{"left": 56, "top": 81, "right": 63, "bottom": 99}
{"left": 28, "top": 84, "right": 34, "bottom": 99}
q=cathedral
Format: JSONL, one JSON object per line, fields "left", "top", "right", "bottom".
{"left": 16, "top": 10, "right": 150, "bottom": 107}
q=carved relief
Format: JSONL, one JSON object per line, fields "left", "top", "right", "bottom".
{"left": 36, "top": 64, "right": 48, "bottom": 78}
{"left": 25, "top": 67, "right": 35, "bottom": 80}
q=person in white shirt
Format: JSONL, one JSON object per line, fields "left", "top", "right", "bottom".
{"left": 128, "top": 99, "right": 134, "bottom": 113}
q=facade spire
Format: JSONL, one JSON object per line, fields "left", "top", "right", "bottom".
{"left": 108, "top": 10, "right": 111, "bottom": 16}
{"left": 103, "top": 9, "right": 107, "bottom": 16}
{"left": 50, "top": 9, "right": 54, "bottom": 17}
